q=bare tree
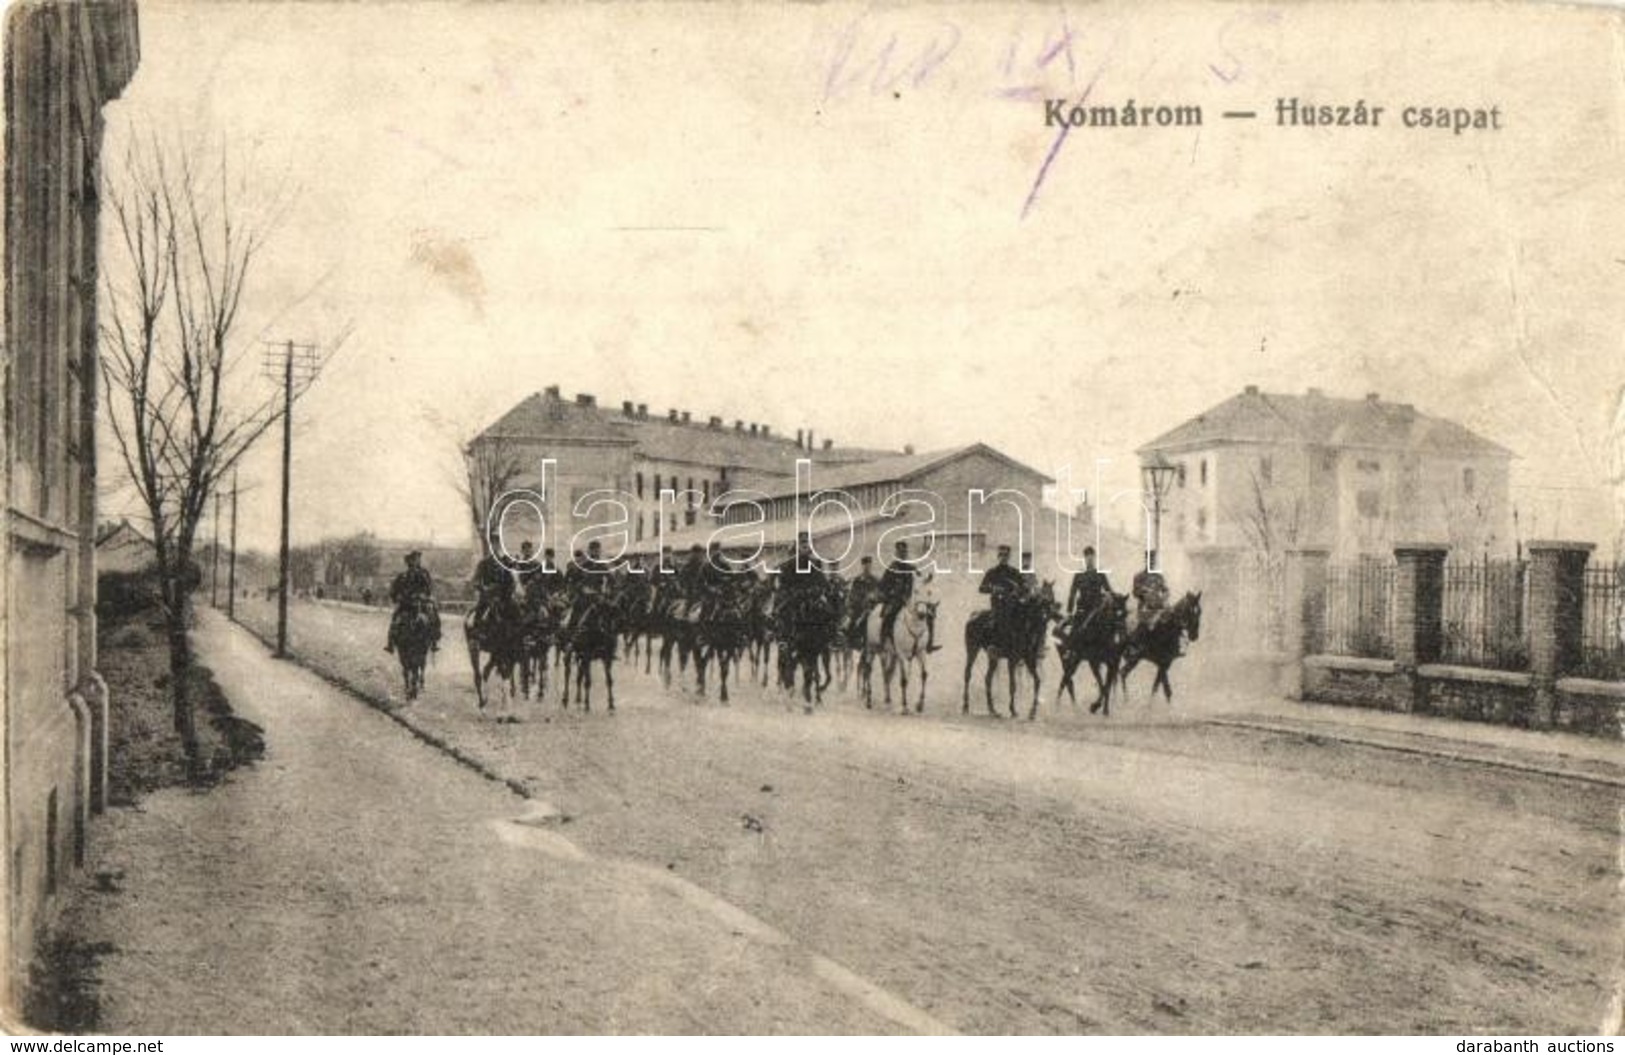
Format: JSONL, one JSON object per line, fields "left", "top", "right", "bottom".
{"left": 1225, "top": 465, "right": 1305, "bottom": 651}
{"left": 99, "top": 136, "right": 301, "bottom": 772}
{"left": 419, "top": 404, "right": 527, "bottom": 535}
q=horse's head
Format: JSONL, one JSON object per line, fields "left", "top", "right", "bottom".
{"left": 912, "top": 570, "right": 940, "bottom": 616}
{"left": 1179, "top": 590, "right": 1202, "bottom": 642}
{"left": 1038, "top": 580, "right": 1063, "bottom": 621}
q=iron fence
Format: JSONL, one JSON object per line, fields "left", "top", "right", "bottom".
{"left": 1322, "top": 560, "right": 1396, "bottom": 659}
{"left": 1578, "top": 562, "right": 1624, "bottom": 681}
{"left": 1440, "top": 557, "right": 1529, "bottom": 671}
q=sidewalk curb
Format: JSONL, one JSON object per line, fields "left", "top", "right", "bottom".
{"left": 1204, "top": 717, "right": 1625, "bottom": 790}
{"left": 217, "top": 613, "right": 536, "bottom": 803}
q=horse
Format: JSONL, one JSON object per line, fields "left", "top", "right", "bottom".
{"left": 463, "top": 598, "right": 525, "bottom": 711}
{"left": 1054, "top": 591, "right": 1130, "bottom": 716}
{"left": 1119, "top": 591, "right": 1203, "bottom": 703}
{"left": 394, "top": 598, "right": 438, "bottom": 702}
{"left": 517, "top": 593, "right": 565, "bottom": 701}
{"left": 779, "top": 587, "right": 840, "bottom": 712}
{"left": 860, "top": 575, "right": 939, "bottom": 713}
{"left": 694, "top": 584, "right": 753, "bottom": 703}
{"left": 561, "top": 592, "right": 620, "bottom": 712}
{"left": 962, "top": 582, "right": 1062, "bottom": 720}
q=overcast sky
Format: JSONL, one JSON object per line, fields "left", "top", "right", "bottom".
{"left": 98, "top": 1, "right": 1625, "bottom": 555}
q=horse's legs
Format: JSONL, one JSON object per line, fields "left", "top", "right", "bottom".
{"left": 1157, "top": 662, "right": 1172, "bottom": 702}
{"left": 1028, "top": 659, "right": 1042, "bottom": 721}
{"left": 984, "top": 660, "right": 999, "bottom": 717}
{"left": 916, "top": 660, "right": 927, "bottom": 713}
{"left": 962, "top": 648, "right": 978, "bottom": 714}
{"left": 604, "top": 657, "right": 615, "bottom": 711}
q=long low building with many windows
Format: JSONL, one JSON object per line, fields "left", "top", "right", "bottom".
{"left": 468, "top": 388, "right": 1069, "bottom": 572}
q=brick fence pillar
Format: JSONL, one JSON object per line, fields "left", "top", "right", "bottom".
{"left": 1280, "top": 548, "right": 1330, "bottom": 699}
{"left": 1527, "top": 540, "right": 1594, "bottom": 730}
{"left": 1393, "top": 543, "right": 1449, "bottom": 713}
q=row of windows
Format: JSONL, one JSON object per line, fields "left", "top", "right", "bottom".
{"left": 635, "top": 470, "right": 723, "bottom": 506}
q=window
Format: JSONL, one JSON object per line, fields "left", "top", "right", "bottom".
{"left": 1176, "top": 463, "right": 1187, "bottom": 489}
{"left": 1258, "top": 456, "right": 1273, "bottom": 485}
{"left": 1463, "top": 467, "right": 1476, "bottom": 495}
{"left": 1357, "top": 459, "right": 1381, "bottom": 474}
{"left": 1196, "top": 507, "right": 1208, "bottom": 537}
{"left": 1200, "top": 459, "right": 1209, "bottom": 487}
{"left": 1356, "top": 489, "right": 1381, "bottom": 519}
{"left": 636, "top": 471, "right": 644, "bottom": 499}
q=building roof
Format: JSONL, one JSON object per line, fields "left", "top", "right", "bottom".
{"left": 1137, "top": 387, "right": 1514, "bottom": 459}
{"left": 95, "top": 518, "right": 153, "bottom": 548}
{"left": 476, "top": 392, "right": 636, "bottom": 445}
{"left": 472, "top": 387, "right": 897, "bottom": 473}
{"left": 734, "top": 443, "right": 1056, "bottom": 502}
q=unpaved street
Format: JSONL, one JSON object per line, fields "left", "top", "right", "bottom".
{"left": 70, "top": 601, "right": 1623, "bottom": 1033}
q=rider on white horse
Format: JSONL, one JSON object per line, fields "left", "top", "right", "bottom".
{"left": 879, "top": 540, "right": 941, "bottom": 653}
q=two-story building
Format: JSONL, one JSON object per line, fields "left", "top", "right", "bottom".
{"left": 1138, "top": 386, "right": 1515, "bottom": 571}
{"left": 4, "top": 0, "right": 141, "bottom": 1006}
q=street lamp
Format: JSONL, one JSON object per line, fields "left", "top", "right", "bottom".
{"left": 1141, "top": 454, "right": 1178, "bottom": 571}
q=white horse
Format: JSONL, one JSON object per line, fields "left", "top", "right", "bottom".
{"left": 861, "top": 572, "right": 939, "bottom": 713}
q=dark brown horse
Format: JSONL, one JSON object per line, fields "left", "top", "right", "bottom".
{"left": 1119, "top": 591, "right": 1203, "bottom": 703}
{"left": 962, "top": 582, "right": 1062, "bottom": 720}
{"left": 1054, "top": 591, "right": 1130, "bottom": 716}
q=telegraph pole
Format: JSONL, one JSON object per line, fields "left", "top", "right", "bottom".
{"left": 262, "top": 339, "right": 322, "bottom": 659}
{"left": 211, "top": 490, "right": 221, "bottom": 607}
{"left": 227, "top": 470, "right": 239, "bottom": 621}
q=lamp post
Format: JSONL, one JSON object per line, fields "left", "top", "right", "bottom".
{"left": 1141, "top": 454, "right": 1178, "bottom": 571}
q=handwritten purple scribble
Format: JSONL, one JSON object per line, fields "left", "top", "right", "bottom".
{"left": 1208, "top": 10, "right": 1283, "bottom": 85}
{"left": 1019, "top": 39, "right": 1115, "bottom": 222}
{"left": 822, "top": 13, "right": 962, "bottom": 102}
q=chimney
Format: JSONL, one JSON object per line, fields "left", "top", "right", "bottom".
{"left": 749, "top": 424, "right": 758, "bottom": 437}
{"left": 637, "top": 403, "right": 648, "bottom": 418}
{"left": 668, "top": 408, "right": 679, "bottom": 422}
{"left": 1365, "top": 392, "right": 1380, "bottom": 403}
{"left": 796, "top": 429, "right": 805, "bottom": 447}
{"left": 806, "top": 429, "right": 815, "bottom": 450}
{"left": 760, "top": 425, "right": 771, "bottom": 438}
{"left": 622, "top": 400, "right": 635, "bottom": 415}
{"left": 1244, "top": 384, "right": 1259, "bottom": 395}
{"left": 575, "top": 392, "right": 595, "bottom": 407}
{"left": 734, "top": 419, "right": 744, "bottom": 432}
{"left": 708, "top": 415, "right": 722, "bottom": 429}
{"left": 681, "top": 410, "right": 692, "bottom": 424}
{"left": 544, "top": 384, "right": 561, "bottom": 399}
{"left": 1306, "top": 387, "right": 1323, "bottom": 398}
{"left": 822, "top": 438, "right": 833, "bottom": 451}
{"left": 904, "top": 444, "right": 915, "bottom": 455}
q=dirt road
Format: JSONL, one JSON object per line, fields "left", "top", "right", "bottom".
{"left": 71, "top": 600, "right": 1623, "bottom": 1033}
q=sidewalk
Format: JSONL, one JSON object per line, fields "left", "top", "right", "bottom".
{"left": 55, "top": 611, "right": 918, "bottom": 1034}
{"left": 1204, "top": 694, "right": 1625, "bottom": 787}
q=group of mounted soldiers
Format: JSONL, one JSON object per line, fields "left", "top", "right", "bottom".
{"left": 382, "top": 531, "right": 1180, "bottom": 671}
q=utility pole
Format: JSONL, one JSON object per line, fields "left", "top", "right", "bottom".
{"left": 262, "top": 339, "right": 322, "bottom": 659}
{"left": 227, "top": 470, "right": 239, "bottom": 621}
{"left": 211, "top": 489, "right": 221, "bottom": 607}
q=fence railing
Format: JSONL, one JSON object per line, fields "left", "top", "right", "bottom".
{"left": 1439, "top": 557, "right": 1529, "bottom": 671}
{"left": 1579, "top": 562, "right": 1624, "bottom": 681}
{"left": 1322, "top": 560, "right": 1396, "bottom": 659}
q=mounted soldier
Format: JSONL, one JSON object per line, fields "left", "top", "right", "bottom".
{"left": 1056, "top": 545, "right": 1113, "bottom": 641}
{"left": 978, "top": 544, "right": 1025, "bottom": 648}
{"left": 845, "top": 555, "right": 880, "bottom": 646}
{"left": 880, "top": 540, "right": 940, "bottom": 653}
{"left": 384, "top": 550, "right": 441, "bottom": 654}
{"left": 471, "top": 532, "right": 520, "bottom": 628}
{"left": 1128, "top": 556, "right": 1172, "bottom": 639}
